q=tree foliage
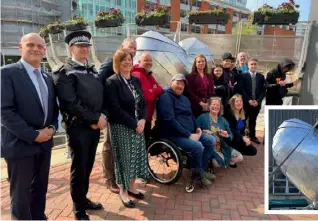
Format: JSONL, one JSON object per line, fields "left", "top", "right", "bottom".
{"left": 232, "top": 21, "right": 258, "bottom": 35}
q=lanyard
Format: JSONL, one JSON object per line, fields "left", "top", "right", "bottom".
{"left": 122, "top": 76, "right": 136, "bottom": 98}
{"left": 121, "top": 75, "right": 139, "bottom": 119}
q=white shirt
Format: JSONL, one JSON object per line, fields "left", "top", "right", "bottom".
{"left": 72, "top": 58, "right": 86, "bottom": 66}
{"left": 249, "top": 71, "right": 256, "bottom": 78}
{"left": 20, "top": 59, "right": 48, "bottom": 107}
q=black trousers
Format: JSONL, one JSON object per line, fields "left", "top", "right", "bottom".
{"left": 245, "top": 104, "right": 261, "bottom": 139}
{"left": 143, "top": 120, "right": 152, "bottom": 148}
{"left": 67, "top": 124, "right": 100, "bottom": 216}
{"left": 234, "top": 144, "right": 258, "bottom": 156}
{"left": 5, "top": 151, "right": 51, "bottom": 220}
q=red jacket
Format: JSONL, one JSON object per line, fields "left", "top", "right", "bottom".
{"left": 131, "top": 64, "right": 163, "bottom": 122}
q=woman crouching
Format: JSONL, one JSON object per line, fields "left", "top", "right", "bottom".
{"left": 197, "top": 97, "right": 243, "bottom": 168}
{"left": 105, "top": 49, "right": 149, "bottom": 208}
{"left": 224, "top": 94, "right": 258, "bottom": 156}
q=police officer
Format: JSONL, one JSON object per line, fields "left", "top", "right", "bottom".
{"left": 53, "top": 31, "right": 107, "bottom": 220}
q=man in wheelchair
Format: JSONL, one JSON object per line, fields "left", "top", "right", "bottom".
{"left": 156, "top": 74, "right": 216, "bottom": 185}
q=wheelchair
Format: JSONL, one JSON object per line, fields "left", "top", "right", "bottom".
{"left": 146, "top": 125, "right": 215, "bottom": 193}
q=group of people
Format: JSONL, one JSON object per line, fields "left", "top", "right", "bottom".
{"left": 1, "top": 29, "right": 298, "bottom": 220}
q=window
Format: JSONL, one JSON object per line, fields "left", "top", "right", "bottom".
{"left": 180, "top": 0, "right": 189, "bottom": 5}
{"left": 125, "top": 0, "right": 131, "bottom": 7}
{"left": 191, "top": 25, "right": 201, "bottom": 33}
{"left": 180, "top": 9, "right": 187, "bottom": 18}
{"left": 116, "top": 0, "right": 121, "bottom": 5}
{"left": 270, "top": 167, "right": 301, "bottom": 195}
{"left": 181, "top": 23, "right": 188, "bottom": 32}
{"left": 88, "top": 4, "right": 93, "bottom": 16}
{"left": 159, "top": 23, "right": 170, "bottom": 29}
{"left": 208, "top": 28, "right": 215, "bottom": 34}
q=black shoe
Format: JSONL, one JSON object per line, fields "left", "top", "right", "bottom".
{"left": 251, "top": 137, "right": 261, "bottom": 144}
{"left": 128, "top": 190, "right": 145, "bottom": 199}
{"left": 230, "top": 164, "right": 237, "bottom": 168}
{"left": 85, "top": 198, "right": 103, "bottom": 210}
{"left": 75, "top": 213, "right": 90, "bottom": 220}
{"left": 119, "top": 195, "right": 136, "bottom": 208}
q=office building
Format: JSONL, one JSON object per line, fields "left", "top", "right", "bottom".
{"left": 137, "top": 0, "right": 251, "bottom": 34}
{"left": 1, "top": 0, "right": 71, "bottom": 66}
{"left": 76, "top": 0, "right": 137, "bottom": 37}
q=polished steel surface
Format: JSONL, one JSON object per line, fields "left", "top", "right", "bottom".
{"left": 179, "top": 37, "right": 214, "bottom": 64}
{"left": 272, "top": 118, "right": 318, "bottom": 201}
{"left": 135, "top": 31, "right": 192, "bottom": 87}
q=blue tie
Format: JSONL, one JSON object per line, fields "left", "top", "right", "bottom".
{"left": 34, "top": 69, "right": 48, "bottom": 125}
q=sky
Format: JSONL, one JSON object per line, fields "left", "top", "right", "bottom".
{"left": 246, "top": 0, "right": 311, "bottom": 21}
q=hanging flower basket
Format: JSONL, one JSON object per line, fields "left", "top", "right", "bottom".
{"left": 65, "top": 17, "right": 89, "bottom": 31}
{"left": 252, "top": 0, "right": 300, "bottom": 25}
{"left": 39, "top": 25, "right": 49, "bottom": 38}
{"left": 47, "top": 20, "right": 65, "bottom": 34}
{"left": 135, "top": 14, "right": 170, "bottom": 26}
{"left": 253, "top": 12, "right": 299, "bottom": 25}
{"left": 135, "top": 4, "right": 170, "bottom": 26}
{"left": 94, "top": 8, "right": 125, "bottom": 28}
{"left": 189, "top": 6, "right": 229, "bottom": 25}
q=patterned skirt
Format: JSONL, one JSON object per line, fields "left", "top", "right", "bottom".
{"left": 109, "top": 123, "right": 149, "bottom": 191}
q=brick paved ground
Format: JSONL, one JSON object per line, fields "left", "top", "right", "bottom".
{"left": 1, "top": 130, "right": 318, "bottom": 220}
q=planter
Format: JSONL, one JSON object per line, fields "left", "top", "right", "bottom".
{"left": 252, "top": 12, "right": 299, "bottom": 25}
{"left": 40, "top": 30, "right": 49, "bottom": 38}
{"left": 189, "top": 13, "right": 230, "bottom": 25}
{"left": 135, "top": 15, "right": 170, "bottom": 26}
{"left": 65, "top": 23, "right": 87, "bottom": 31}
{"left": 48, "top": 25, "right": 65, "bottom": 34}
{"left": 94, "top": 18, "right": 123, "bottom": 28}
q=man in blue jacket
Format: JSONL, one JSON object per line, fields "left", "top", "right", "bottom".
{"left": 156, "top": 74, "right": 216, "bottom": 185}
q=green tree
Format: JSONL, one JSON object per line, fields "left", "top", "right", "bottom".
{"left": 232, "top": 21, "right": 258, "bottom": 35}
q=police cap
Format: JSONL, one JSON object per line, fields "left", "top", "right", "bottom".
{"left": 65, "top": 30, "right": 92, "bottom": 46}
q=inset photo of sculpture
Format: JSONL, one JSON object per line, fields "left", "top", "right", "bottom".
{"left": 265, "top": 107, "right": 318, "bottom": 214}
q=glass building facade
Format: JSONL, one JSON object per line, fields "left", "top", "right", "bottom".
{"left": 77, "top": 0, "right": 137, "bottom": 37}
{"left": 223, "top": 0, "right": 247, "bottom": 8}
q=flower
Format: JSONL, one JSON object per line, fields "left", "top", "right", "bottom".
{"left": 95, "top": 8, "right": 125, "bottom": 23}
{"left": 256, "top": 0, "right": 299, "bottom": 15}
{"left": 136, "top": 4, "right": 170, "bottom": 18}
{"left": 189, "top": 6, "right": 226, "bottom": 16}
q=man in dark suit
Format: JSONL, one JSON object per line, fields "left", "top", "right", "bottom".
{"left": 240, "top": 58, "right": 265, "bottom": 144}
{"left": 1, "top": 33, "right": 59, "bottom": 220}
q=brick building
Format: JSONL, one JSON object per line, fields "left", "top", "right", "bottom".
{"left": 137, "top": 0, "right": 251, "bottom": 34}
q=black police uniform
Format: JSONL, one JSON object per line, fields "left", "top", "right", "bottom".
{"left": 52, "top": 31, "right": 106, "bottom": 219}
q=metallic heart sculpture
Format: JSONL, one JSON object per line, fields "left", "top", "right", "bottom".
{"left": 178, "top": 37, "right": 214, "bottom": 65}
{"left": 135, "top": 30, "right": 193, "bottom": 87}
{"left": 272, "top": 118, "right": 318, "bottom": 201}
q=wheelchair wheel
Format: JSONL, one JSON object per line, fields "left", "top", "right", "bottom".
{"left": 147, "top": 139, "right": 183, "bottom": 185}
